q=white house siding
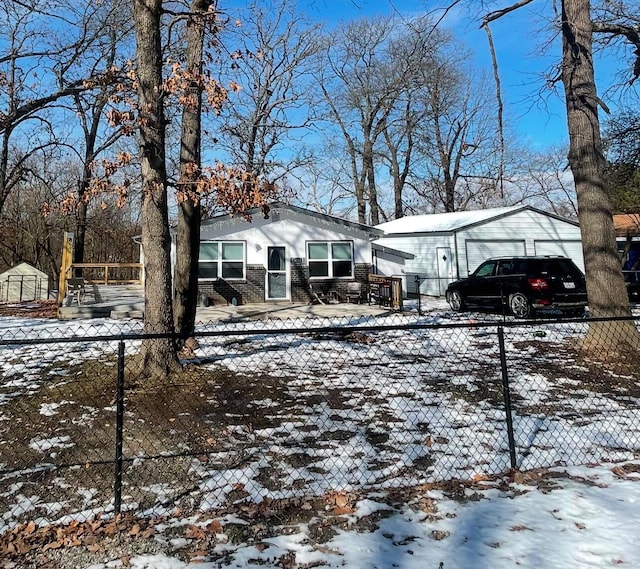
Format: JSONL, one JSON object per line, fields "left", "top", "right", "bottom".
{"left": 199, "top": 212, "right": 374, "bottom": 266}
{"left": 375, "top": 234, "right": 455, "bottom": 296}
{"left": 457, "top": 209, "right": 583, "bottom": 277}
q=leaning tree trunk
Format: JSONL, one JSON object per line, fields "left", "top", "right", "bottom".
{"left": 173, "top": 0, "right": 212, "bottom": 340}
{"left": 133, "top": 0, "right": 181, "bottom": 378}
{"left": 561, "top": 0, "right": 639, "bottom": 351}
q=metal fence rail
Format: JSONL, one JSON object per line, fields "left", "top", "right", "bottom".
{"left": 1, "top": 315, "right": 639, "bottom": 532}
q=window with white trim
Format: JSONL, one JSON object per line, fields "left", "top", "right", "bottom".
{"left": 198, "top": 241, "right": 245, "bottom": 280}
{"left": 308, "top": 241, "right": 354, "bottom": 278}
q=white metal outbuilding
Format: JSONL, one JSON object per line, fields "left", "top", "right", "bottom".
{"left": 376, "top": 206, "right": 584, "bottom": 297}
{"left": 0, "top": 262, "right": 50, "bottom": 302}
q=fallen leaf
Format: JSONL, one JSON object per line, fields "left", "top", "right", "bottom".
{"left": 103, "top": 522, "right": 119, "bottom": 536}
{"left": 129, "top": 524, "right": 141, "bottom": 536}
{"left": 42, "top": 540, "right": 63, "bottom": 551}
{"left": 185, "top": 525, "right": 206, "bottom": 540}
{"left": 510, "top": 525, "right": 533, "bottom": 532}
{"left": 333, "top": 506, "right": 355, "bottom": 515}
{"left": 23, "top": 521, "right": 36, "bottom": 536}
{"left": 86, "top": 543, "right": 102, "bottom": 553}
{"left": 472, "top": 473, "right": 492, "bottom": 482}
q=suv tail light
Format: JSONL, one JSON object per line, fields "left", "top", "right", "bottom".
{"left": 528, "top": 277, "right": 550, "bottom": 290}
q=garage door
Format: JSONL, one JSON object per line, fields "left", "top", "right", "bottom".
{"left": 465, "top": 240, "right": 526, "bottom": 275}
{"left": 534, "top": 240, "right": 585, "bottom": 272}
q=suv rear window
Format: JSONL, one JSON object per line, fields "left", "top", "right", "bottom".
{"left": 532, "top": 258, "right": 583, "bottom": 277}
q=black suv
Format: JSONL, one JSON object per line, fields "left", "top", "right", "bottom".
{"left": 445, "top": 256, "right": 588, "bottom": 318}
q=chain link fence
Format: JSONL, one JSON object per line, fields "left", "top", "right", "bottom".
{"left": 1, "top": 313, "right": 639, "bottom": 533}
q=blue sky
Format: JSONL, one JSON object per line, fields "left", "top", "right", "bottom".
{"left": 295, "top": 0, "right": 623, "bottom": 151}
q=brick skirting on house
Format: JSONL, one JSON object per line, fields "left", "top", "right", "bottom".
{"left": 198, "top": 262, "right": 373, "bottom": 306}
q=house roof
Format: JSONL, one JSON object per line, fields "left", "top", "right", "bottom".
{"left": 376, "top": 205, "right": 579, "bottom": 235}
{"left": 613, "top": 213, "right": 640, "bottom": 237}
{"left": 372, "top": 243, "right": 415, "bottom": 260}
{"left": 201, "top": 201, "right": 384, "bottom": 237}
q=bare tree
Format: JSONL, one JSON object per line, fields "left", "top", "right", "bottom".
{"left": 315, "top": 14, "right": 495, "bottom": 222}
{"left": 508, "top": 145, "right": 579, "bottom": 218}
{"left": 561, "top": 0, "right": 633, "bottom": 332}
{"left": 414, "top": 42, "right": 500, "bottom": 213}
{"left": 173, "top": 0, "right": 213, "bottom": 341}
{"left": 67, "top": 3, "right": 135, "bottom": 265}
{"left": 133, "top": 0, "right": 181, "bottom": 377}
{"left": 377, "top": 28, "right": 445, "bottom": 219}
{"left": 482, "top": 0, "right": 639, "bottom": 350}
{"left": 0, "top": 0, "right": 102, "bottom": 218}
{"left": 317, "top": 15, "right": 418, "bottom": 225}
{"left": 213, "top": 0, "right": 321, "bottom": 182}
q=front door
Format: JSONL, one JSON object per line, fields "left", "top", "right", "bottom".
{"left": 266, "top": 246, "right": 288, "bottom": 300}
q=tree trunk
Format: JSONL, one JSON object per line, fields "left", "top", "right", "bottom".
{"left": 561, "top": 0, "right": 639, "bottom": 350}
{"left": 173, "top": 0, "right": 212, "bottom": 340}
{"left": 364, "top": 139, "right": 380, "bottom": 225}
{"left": 74, "top": 155, "right": 94, "bottom": 268}
{"left": 133, "top": 0, "right": 181, "bottom": 378}
{"left": 74, "top": 199, "right": 87, "bottom": 265}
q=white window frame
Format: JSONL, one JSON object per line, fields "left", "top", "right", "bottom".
{"left": 307, "top": 241, "right": 354, "bottom": 279}
{"left": 198, "top": 241, "right": 246, "bottom": 281}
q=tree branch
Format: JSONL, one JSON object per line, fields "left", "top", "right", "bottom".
{"left": 592, "top": 21, "right": 640, "bottom": 84}
{"left": 482, "top": 23, "right": 505, "bottom": 198}
{"left": 481, "top": 0, "right": 536, "bottom": 26}
{"left": 0, "top": 81, "right": 87, "bottom": 134}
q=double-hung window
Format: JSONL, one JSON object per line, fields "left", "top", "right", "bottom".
{"left": 198, "top": 241, "right": 245, "bottom": 280}
{"left": 308, "top": 241, "right": 353, "bottom": 278}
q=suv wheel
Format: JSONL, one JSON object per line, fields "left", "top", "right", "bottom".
{"left": 509, "top": 292, "right": 533, "bottom": 318}
{"left": 447, "top": 290, "right": 466, "bottom": 312}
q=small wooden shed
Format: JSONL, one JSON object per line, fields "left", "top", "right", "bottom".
{"left": 376, "top": 206, "right": 584, "bottom": 297}
{"left": 0, "top": 262, "right": 50, "bottom": 302}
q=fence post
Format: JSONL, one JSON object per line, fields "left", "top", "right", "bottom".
{"left": 114, "top": 339, "right": 125, "bottom": 513}
{"left": 498, "top": 326, "right": 517, "bottom": 469}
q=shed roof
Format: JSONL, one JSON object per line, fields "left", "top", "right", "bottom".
{"left": 0, "top": 262, "right": 48, "bottom": 279}
{"left": 376, "top": 205, "right": 578, "bottom": 235}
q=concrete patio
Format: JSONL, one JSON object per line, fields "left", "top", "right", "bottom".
{"left": 57, "top": 283, "right": 396, "bottom": 322}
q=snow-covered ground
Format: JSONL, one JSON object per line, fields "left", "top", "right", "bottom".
{"left": 1, "top": 298, "right": 639, "bottom": 568}
{"left": 115, "top": 460, "right": 640, "bottom": 568}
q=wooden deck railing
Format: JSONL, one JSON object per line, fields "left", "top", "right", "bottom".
{"left": 69, "top": 263, "right": 144, "bottom": 285}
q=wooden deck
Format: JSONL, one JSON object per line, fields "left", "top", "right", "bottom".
{"left": 58, "top": 283, "right": 144, "bottom": 320}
